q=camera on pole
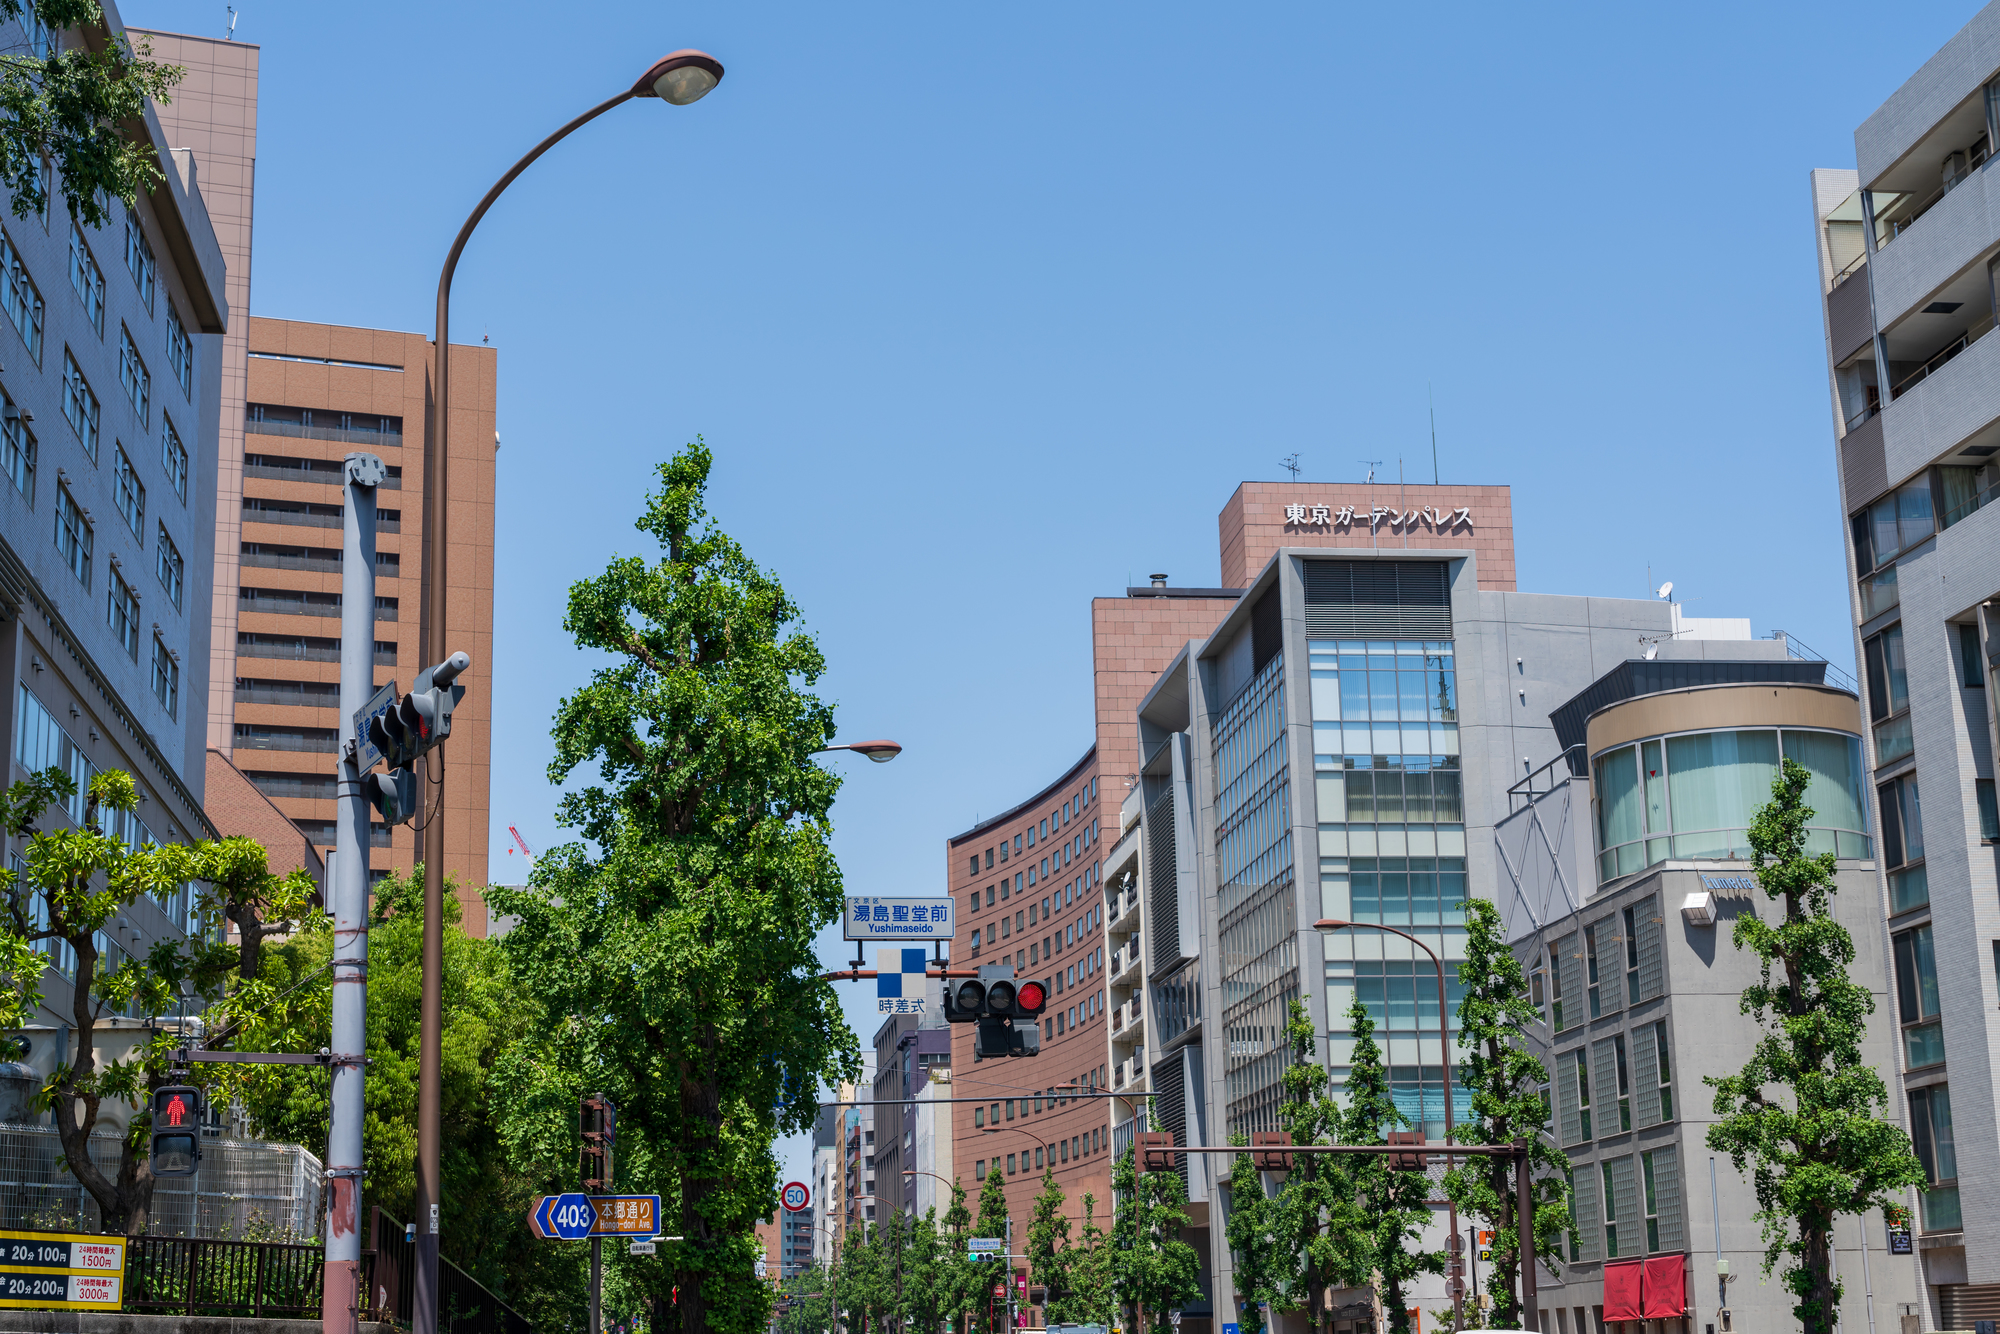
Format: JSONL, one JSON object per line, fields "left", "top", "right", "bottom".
{"left": 942, "top": 966, "right": 1047, "bottom": 1058}
{"left": 580, "top": 1093, "right": 616, "bottom": 1192}
{"left": 150, "top": 1085, "right": 202, "bottom": 1177}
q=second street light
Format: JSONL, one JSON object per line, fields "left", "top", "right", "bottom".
{"left": 411, "top": 49, "right": 725, "bottom": 1334}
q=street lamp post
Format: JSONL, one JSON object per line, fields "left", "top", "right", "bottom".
{"left": 1313, "top": 917, "right": 1462, "bottom": 1332}
{"left": 411, "top": 51, "right": 726, "bottom": 1334}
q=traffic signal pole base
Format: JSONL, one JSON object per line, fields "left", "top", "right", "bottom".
{"left": 321, "top": 1257, "right": 360, "bottom": 1332}
{"left": 414, "top": 1232, "right": 439, "bottom": 1334}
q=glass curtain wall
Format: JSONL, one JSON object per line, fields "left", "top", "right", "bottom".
{"left": 1312, "top": 639, "right": 1469, "bottom": 1135}
{"left": 1592, "top": 728, "right": 1870, "bottom": 882}
{"left": 1214, "top": 653, "right": 1297, "bottom": 1135}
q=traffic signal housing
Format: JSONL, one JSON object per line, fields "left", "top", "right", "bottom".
{"left": 581, "top": 1092, "right": 617, "bottom": 1192}
{"left": 366, "top": 651, "right": 471, "bottom": 774}
{"left": 943, "top": 969, "right": 1047, "bottom": 1058}
{"left": 365, "top": 768, "right": 418, "bottom": 826}
{"left": 150, "top": 1085, "right": 201, "bottom": 1177}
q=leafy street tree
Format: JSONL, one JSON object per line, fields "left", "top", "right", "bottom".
{"left": 1058, "top": 1194, "right": 1116, "bottom": 1326}
{"left": 0, "top": 766, "right": 316, "bottom": 1232}
{"left": 238, "top": 871, "right": 563, "bottom": 1322}
{"left": 942, "top": 1175, "right": 980, "bottom": 1334}
{"left": 834, "top": 1222, "right": 885, "bottom": 1334}
{"left": 1705, "top": 759, "right": 1925, "bottom": 1334}
{"left": 1443, "top": 899, "right": 1572, "bottom": 1326}
{"left": 1341, "top": 996, "right": 1442, "bottom": 1334}
{"left": 1025, "top": 1168, "right": 1071, "bottom": 1317}
{"left": 974, "top": 1162, "right": 1010, "bottom": 1334}
{"left": 487, "top": 442, "right": 860, "bottom": 1334}
{"left": 0, "top": 0, "right": 185, "bottom": 226}
{"left": 775, "top": 1264, "right": 832, "bottom": 1334}
{"left": 1268, "top": 998, "right": 1367, "bottom": 1330}
{"left": 1109, "top": 1144, "right": 1201, "bottom": 1334}
{"left": 1224, "top": 1142, "right": 1281, "bottom": 1334}
{"left": 903, "top": 1208, "right": 958, "bottom": 1334}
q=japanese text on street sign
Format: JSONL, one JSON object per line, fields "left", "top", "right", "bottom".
{"left": 877, "top": 948, "right": 928, "bottom": 1014}
{"left": 589, "top": 1195, "right": 660, "bottom": 1235}
{"left": 843, "top": 897, "right": 954, "bottom": 940}
{"left": 0, "top": 1231, "right": 125, "bottom": 1310}
{"left": 969, "top": 1237, "right": 1003, "bottom": 1251}
{"left": 352, "top": 680, "right": 399, "bottom": 772}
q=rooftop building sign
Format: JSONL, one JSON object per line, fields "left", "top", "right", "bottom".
{"left": 1282, "top": 502, "right": 1473, "bottom": 531}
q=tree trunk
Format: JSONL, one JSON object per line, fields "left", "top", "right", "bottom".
{"left": 1803, "top": 1215, "right": 1836, "bottom": 1334}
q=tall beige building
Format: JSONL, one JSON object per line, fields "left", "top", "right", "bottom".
{"left": 138, "top": 29, "right": 498, "bottom": 927}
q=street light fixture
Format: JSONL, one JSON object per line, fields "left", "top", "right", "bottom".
{"left": 412, "top": 49, "right": 725, "bottom": 1334}
{"left": 816, "top": 740, "right": 904, "bottom": 763}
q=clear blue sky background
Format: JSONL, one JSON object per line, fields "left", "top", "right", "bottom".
{"left": 127, "top": 0, "right": 1981, "bottom": 1205}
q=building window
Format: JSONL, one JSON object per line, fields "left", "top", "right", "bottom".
{"left": 166, "top": 301, "right": 193, "bottom": 398}
{"left": 1850, "top": 476, "right": 1934, "bottom": 618}
{"left": 2, "top": 391, "right": 34, "bottom": 504}
{"left": 118, "top": 326, "right": 149, "bottom": 426}
{"left": 1960, "top": 623, "right": 1987, "bottom": 689}
{"left": 1601, "top": 1161, "right": 1620, "bottom": 1258}
{"left": 1863, "top": 625, "right": 1913, "bottom": 765}
{"left": 1894, "top": 925, "right": 1944, "bottom": 1069}
{"left": 1574, "top": 1049, "right": 1592, "bottom": 1140}
{"left": 985, "top": 887, "right": 995, "bottom": 907}
{"left": 1622, "top": 905, "right": 1641, "bottom": 1003}
{"left": 54, "top": 484, "right": 90, "bottom": 588}
{"left": 1007, "top": 1153, "right": 1016, "bottom": 1175}
{"left": 1879, "top": 773, "right": 1926, "bottom": 913}
{"left": 61, "top": 349, "right": 100, "bottom": 459}
{"left": 161, "top": 414, "right": 187, "bottom": 502}
{"left": 1641, "top": 1150, "right": 1663, "bottom": 1252}
{"left": 67, "top": 222, "right": 103, "bottom": 335}
{"left": 155, "top": 524, "right": 183, "bottom": 608}
{"left": 1909, "top": 1085, "right": 1960, "bottom": 1232}
{"left": 1979, "top": 780, "right": 1999, "bottom": 842}
{"left": 968, "top": 855, "right": 978, "bottom": 876}
{"left": 1, "top": 227, "right": 44, "bottom": 363}
{"left": 1566, "top": 1171, "right": 1581, "bottom": 1261}
{"left": 1549, "top": 948, "right": 1566, "bottom": 1031}
{"left": 1584, "top": 924, "right": 1602, "bottom": 1019}
{"left": 1653, "top": 1021, "right": 1673, "bottom": 1121}
{"left": 151, "top": 637, "right": 178, "bottom": 718}
{"left": 107, "top": 571, "right": 138, "bottom": 660}
{"left": 123, "top": 212, "right": 155, "bottom": 313}
{"left": 112, "top": 444, "right": 144, "bottom": 537}
{"left": 1614, "top": 1034, "right": 1631, "bottom": 1132}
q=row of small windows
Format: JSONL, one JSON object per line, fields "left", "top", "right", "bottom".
{"left": 973, "top": 819, "right": 1101, "bottom": 900}
{"left": 0, "top": 216, "right": 195, "bottom": 396}
{"left": 966, "top": 775, "right": 1100, "bottom": 877}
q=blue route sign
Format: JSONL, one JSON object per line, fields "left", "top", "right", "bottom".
{"left": 530, "top": 1194, "right": 597, "bottom": 1241}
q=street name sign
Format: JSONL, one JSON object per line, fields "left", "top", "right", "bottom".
{"left": 0, "top": 1231, "right": 124, "bottom": 1310}
{"left": 589, "top": 1195, "right": 661, "bottom": 1236}
{"left": 844, "top": 897, "right": 954, "bottom": 940}
{"left": 969, "top": 1237, "right": 1003, "bottom": 1252}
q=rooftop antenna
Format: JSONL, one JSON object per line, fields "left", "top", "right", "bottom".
{"left": 1359, "top": 459, "right": 1382, "bottom": 484}
{"left": 1428, "top": 382, "right": 1439, "bottom": 485}
{"left": 1281, "top": 452, "right": 1301, "bottom": 482}
{"left": 225, "top": 6, "right": 236, "bottom": 39}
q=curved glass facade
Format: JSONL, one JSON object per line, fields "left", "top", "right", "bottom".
{"left": 1592, "top": 727, "right": 1869, "bottom": 883}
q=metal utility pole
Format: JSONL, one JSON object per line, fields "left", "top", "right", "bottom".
{"left": 323, "top": 452, "right": 385, "bottom": 1331}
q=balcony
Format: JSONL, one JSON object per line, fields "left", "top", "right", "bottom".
{"left": 1865, "top": 98, "right": 2000, "bottom": 321}
{"left": 1110, "top": 996, "right": 1145, "bottom": 1038}
{"left": 1114, "top": 1050, "right": 1146, "bottom": 1089}
{"left": 1109, "top": 939, "right": 1140, "bottom": 984}
{"left": 1108, "top": 887, "right": 1134, "bottom": 928}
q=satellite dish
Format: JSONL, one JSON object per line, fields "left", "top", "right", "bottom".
{"left": 1656, "top": 582, "right": 1674, "bottom": 600}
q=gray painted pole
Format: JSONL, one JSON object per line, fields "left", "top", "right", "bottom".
{"left": 322, "top": 452, "right": 383, "bottom": 1332}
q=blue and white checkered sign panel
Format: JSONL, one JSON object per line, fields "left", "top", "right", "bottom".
{"left": 877, "top": 949, "right": 928, "bottom": 1014}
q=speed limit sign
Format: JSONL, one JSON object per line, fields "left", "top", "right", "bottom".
{"left": 781, "top": 1181, "right": 811, "bottom": 1213}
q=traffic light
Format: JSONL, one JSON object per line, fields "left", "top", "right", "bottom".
{"left": 367, "top": 652, "right": 471, "bottom": 773}
{"left": 365, "top": 768, "right": 418, "bottom": 826}
{"left": 581, "top": 1092, "right": 617, "bottom": 1192}
{"left": 943, "top": 968, "right": 1047, "bottom": 1059}
{"left": 150, "top": 1085, "right": 201, "bottom": 1177}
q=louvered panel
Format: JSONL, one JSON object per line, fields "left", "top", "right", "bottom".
{"left": 1939, "top": 1285, "right": 2000, "bottom": 1325}
{"left": 1650, "top": 1145, "right": 1683, "bottom": 1252}
{"left": 1607, "top": 1155, "right": 1639, "bottom": 1258}
{"left": 1593, "top": 916, "right": 1625, "bottom": 1017}
{"left": 1572, "top": 1161, "right": 1602, "bottom": 1264}
{"left": 1631, "top": 1024, "right": 1661, "bottom": 1129}
{"left": 1152, "top": 1045, "right": 1188, "bottom": 1187}
{"left": 1555, "top": 933, "right": 1583, "bottom": 1035}
{"left": 1301, "top": 560, "right": 1453, "bottom": 639}
{"left": 1635, "top": 894, "right": 1665, "bottom": 1001}
{"left": 1593, "top": 1040, "right": 1621, "bottom": 1134}
{"left": 1557, "top": 1049, "right": 1582, "bottom": 1146}
{"left": 1146, "top": 787, "right": 1180, "bottom": 971}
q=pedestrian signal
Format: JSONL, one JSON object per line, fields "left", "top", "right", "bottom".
{"left": 151, "top": 1085, "right": 201, "bottom": 1177}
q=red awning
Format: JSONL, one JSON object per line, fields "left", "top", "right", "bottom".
{"left": 1604, "top": 1259, "right": 1644, "bottom": 1320}
{"left": 1643, "top": 1254, "right": 1688, "bottom": 1318}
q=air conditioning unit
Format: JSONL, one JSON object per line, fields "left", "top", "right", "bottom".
{"left": 1681, "top": 891, "right": 1718, "bottom": 928}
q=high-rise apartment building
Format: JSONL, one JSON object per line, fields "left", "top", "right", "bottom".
{"left": 1812, "top": 8, "right": 2000, "bottom": 1323}
{"left": 1, "top": 3, "right": 229, "bottom": 1071}
{"left": 224, "top": 318, "right": 496, "bottom": 923}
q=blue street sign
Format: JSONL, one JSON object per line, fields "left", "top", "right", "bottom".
{"left": 531, "top": 1193, "right": 598, "bottom": 1240}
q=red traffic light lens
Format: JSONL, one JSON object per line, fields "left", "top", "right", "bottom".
{"left": 1016, "top": 981, "right": 1046, "bottom": 1012}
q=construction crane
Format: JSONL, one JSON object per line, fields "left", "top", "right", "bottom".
{"left": 506, "top": 826, "right": 533, "bottom": 861}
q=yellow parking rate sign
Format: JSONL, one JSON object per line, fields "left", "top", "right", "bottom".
{"left": 0, "top": 1231, "right": 125, "bottom": 1310}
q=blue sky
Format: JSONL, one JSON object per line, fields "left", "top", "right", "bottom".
{"left": 128, "top": 0, "right": 1982, "bottom": 1202}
